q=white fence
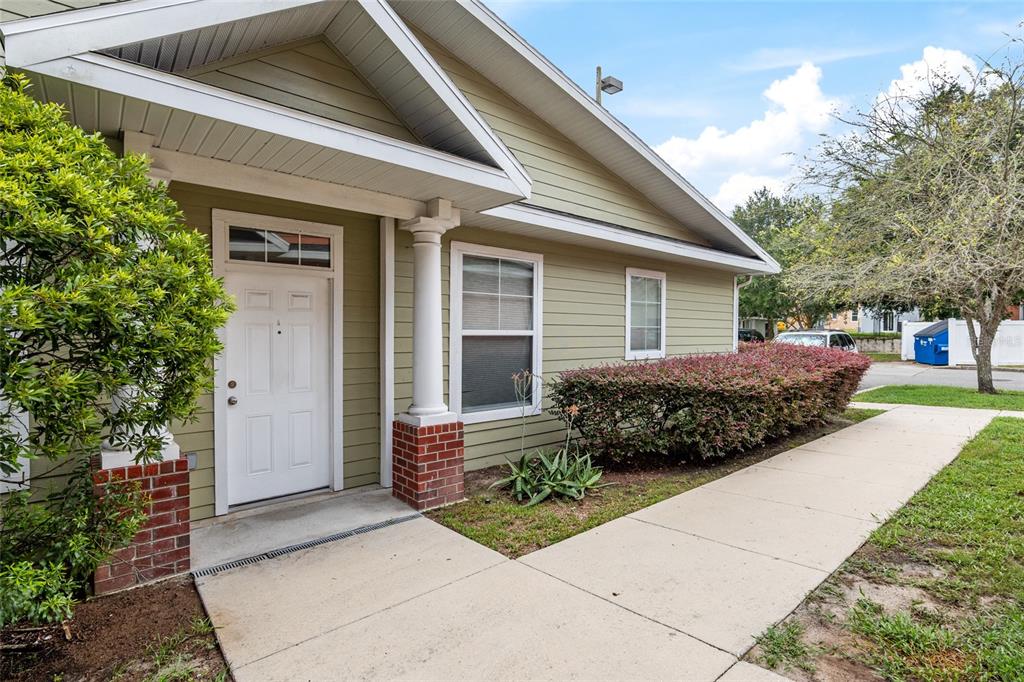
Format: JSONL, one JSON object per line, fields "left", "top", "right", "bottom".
{"left": 901, "top": 319, "right": 1024, "bottom": 366}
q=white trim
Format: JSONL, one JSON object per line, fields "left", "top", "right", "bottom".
{"left": 125, "top": 133, "right": 424, "bottom": 220}
{"left": 211, "top": 209, "right": 344, "bottom": 515}
{"left": 27, "top": 53, "right": 524, "bottom": 199}
{"left": 481, "top": 203, "right": 778, "bottom": 274}
{"left": 625, "top": 267, "right": 667, "bottom": 361}
{"left": 1, "top": 0, "right": 325, "bottom": 67}
{"left": 448, "top": 241, "right": 544, "bottom": 425}
{"left": 454, "top": 0, "right": 779, "bottom": 270}
{"left": 379, "top": 217, "right": 395, "bottom": 489}
{"left": 354, "top": 0, "right": 532, "bottom": 199}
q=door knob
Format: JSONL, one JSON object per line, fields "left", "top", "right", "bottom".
{"left": 227, "top": 396, "right": 238, "bottom": 406}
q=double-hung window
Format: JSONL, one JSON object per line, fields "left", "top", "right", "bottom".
{"left": 625, "top": 268, "right": 667, "bottom": 360}
{"left": 450, "top": 243, "right": 543, "bottom": 423}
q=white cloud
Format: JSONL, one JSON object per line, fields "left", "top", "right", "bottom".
{"left": 654, "top": 62, "right": 837, "bottom": 211}
{"left": 881, "top": 46, "right": 978, "bottom": 100}
{"left": 732, "top": 45, "right": 897, "bottom": 72}
{"left": 713, "top": 174, "right": 787, "bottom": 210}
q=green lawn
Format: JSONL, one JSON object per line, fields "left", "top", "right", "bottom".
{"left": 427, "top": 408, "right": 882, "bottom": 557}
{"left": 865, "top": 352, "right": 902, "bottom": 362}
{"left": 753, "top": 416, "right": 1024, "bottom": 680}
{"left": 857, "top": 384, "right": 1024, "bottom": 411}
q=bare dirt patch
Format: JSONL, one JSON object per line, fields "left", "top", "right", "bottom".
{"left": 1, "top": 575, "right": 228, "bottom": 682}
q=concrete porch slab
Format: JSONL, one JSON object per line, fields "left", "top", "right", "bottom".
{"left": 191, "top": 487, "right": 414, "bottom": 571}
{"left": 630, "top": 487, "right": 877, "bottom": 571}
{"left": 519, "top": 517, "right": 826, "bottom": 656}
{"left": 234, "top": 560, "right": 737, "bottom": 681}
{"left": 197, "top": 517, "right": 506, "bottom": 670}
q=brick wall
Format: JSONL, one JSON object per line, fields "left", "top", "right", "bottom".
{"left": 93, "top": 458, "right": 190, "bottom": 594}
{"left": 392, "top": 420, "right": 465, "bottom": 510}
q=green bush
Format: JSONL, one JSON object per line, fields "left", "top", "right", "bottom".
{"left": 0, "top": 462, "right": 147, "bottom": 626}
{"left": 0, "top": 72, "right": 233, "bottom": 474}
{"left": 0, "top": 72, "right": 231, "bottom": 623}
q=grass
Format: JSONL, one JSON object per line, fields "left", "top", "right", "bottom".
{"left": 751, "top": 416, "right": 1024, "bottom": 681}
{"left": 427, "top": 408, "right": 880, "bottom": 558}
{"left": 111, "top": 617, "right": 227, "bottom": 682}
{"left": 865, "top": 352, "right": 902, "bottom": 362}
{"left": 754, "top": 621, "right": 816, "bottom": 673}
{"left": 857, "top": 384, "right": 1024, "bottom": 411}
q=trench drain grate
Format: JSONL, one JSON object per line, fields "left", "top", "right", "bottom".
{"left": 191, "top": 512, "right": 422, "bottom": 578}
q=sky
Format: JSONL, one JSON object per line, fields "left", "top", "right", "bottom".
{"left": 487, "top": 0, "right": 1023, "bottom": 211}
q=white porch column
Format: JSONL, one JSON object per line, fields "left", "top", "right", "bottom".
{"left": 399, "top": 199, "right": 459, "bottom": 425}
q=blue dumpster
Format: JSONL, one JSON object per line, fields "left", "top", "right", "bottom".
{"left": 914, "top": 321, "right": 949, "bottom": 365}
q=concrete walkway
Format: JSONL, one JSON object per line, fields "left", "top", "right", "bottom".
{"left": 198, "top": 405, "right": 1010, "bottom": 681}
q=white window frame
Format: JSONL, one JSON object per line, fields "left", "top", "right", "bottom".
{"left": 625, "top": 267, "right": 667, "bottom": 360}
{"left": 449, "top": 241, "right": 544, "bottom": 425}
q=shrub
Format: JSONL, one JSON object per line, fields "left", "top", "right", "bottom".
{"left": 0, "top": 72, "right": 233, "bottom": 474}
{"left": 0, "top": 73, "right": 231, "bottom": 623}
{"left": 0, "top": 463, "right": 146, "bottom": 626}
{"left": 548, "top": 344, "right": 870, "bottom": 461}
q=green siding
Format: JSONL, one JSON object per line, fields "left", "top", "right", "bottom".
{"left": 191, "top": 39, "right": 419, "bottom": 144}
{"left": 394, "top": 224, "right": 735, "bottom": 472}
{"left": 168, "top": 183, "right": 380, "bottom": 521}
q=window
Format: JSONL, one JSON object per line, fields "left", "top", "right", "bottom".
{"left": 882, "top": 311, "right": 895, "bottom": 332}
{"left": 450, "top": 243, "right": 543, "bottom": 423}
{"left": 228, "top": 226, "right": 331, "bottom": 268}
{"left": 829, "top": 334, "right": 844, "bottom": 348}
{"left": 625, "top": 268, "right": 667, "bottom": 360}
{"left": 851, "top": 308, "right": 859, "bottom": 322}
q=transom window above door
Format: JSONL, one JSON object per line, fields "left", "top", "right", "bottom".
{"left": 450, "top": 242, "right": 543, "bottom": 424}
{"left": 626, "top": 268, "right": 667, "bottom": 360}
{"left": 228, "top": 226, "right": 331, "bottom": 269}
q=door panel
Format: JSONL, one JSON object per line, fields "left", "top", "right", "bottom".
{"left": 225, "top": 271, "right": 332, "bottom": 505}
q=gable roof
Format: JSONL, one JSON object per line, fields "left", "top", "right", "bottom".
{"left": 392, "top": 0, "right": 779, "bottom": 271}
{"left": 1, "top": 0, "right": 778, "bottom": 273}
{"left": 0, "top": 0, "right": 532, "bottom": 210}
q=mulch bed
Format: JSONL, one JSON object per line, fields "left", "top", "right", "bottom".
{"left": 1, "top": 575, "right": 228, "bottom": 682}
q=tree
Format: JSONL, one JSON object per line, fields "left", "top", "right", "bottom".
{"left": 732, "top": 189, "right": 840, "bottom": 331}
{"left": 789, "top": 45, "right": 1024, "bottom": 393}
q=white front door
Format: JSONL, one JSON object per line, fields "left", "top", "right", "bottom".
{"left": 224, "top": 271, "right": 332, "bottom": 505}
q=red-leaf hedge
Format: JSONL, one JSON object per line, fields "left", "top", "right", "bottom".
{"left": 548, "top": 343, "right": 871, "bottom": 461}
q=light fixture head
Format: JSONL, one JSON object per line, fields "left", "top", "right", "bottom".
{"left": 600, "top": 75, "right": 623, "bottom": 95}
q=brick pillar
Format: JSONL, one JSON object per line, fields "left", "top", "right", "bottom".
{"left": 392, "top": 420, "right": 465, "bottom": 510}
{"left": 93, "top": 458, "right": 191, "bottom": 594}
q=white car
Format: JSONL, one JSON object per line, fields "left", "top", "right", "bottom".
{"left": 773, "top": 330, "right": 859, "bottom": 352}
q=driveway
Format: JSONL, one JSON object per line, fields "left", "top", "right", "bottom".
{"left": 198, "top": 405, "right": 1007, "bottom": 681}
{"left": 859, "top": 362, "right": 1024, "bottom": 391}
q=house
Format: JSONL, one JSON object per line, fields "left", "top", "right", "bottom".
{"left": 856, "top": 306, "right": 921, "bottom": 334}
{"left": 0, "top": 0, "right": 778, "bottom": 591}
{"left": 825, "top": 310, "right": 859, "bottom": 332}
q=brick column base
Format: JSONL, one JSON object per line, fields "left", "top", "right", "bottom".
{"left": 93, "top": 458, "right": 191, "bottom": 595}
{"left": 392, "top": 420, "right": 465, "bottom": 510}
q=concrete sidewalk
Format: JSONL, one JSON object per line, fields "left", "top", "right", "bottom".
{"left": 198, "top": 405, "right": 1005, "bottom": 681}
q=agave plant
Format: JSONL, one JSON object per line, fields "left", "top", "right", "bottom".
{"left": 491, "top": 447, "right": 609, "bottom": 507}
